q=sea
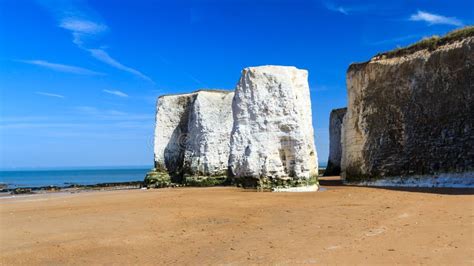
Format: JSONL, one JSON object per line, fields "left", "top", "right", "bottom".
{"left": 0, "top": 167, "right": 151, "bottom": 189}
{"left": 0, "top": 163, "right": 328, "bottom": 189}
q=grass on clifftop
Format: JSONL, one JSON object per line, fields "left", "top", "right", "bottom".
{"left": 374, "top": 26, "right": 474, "bottom": 60}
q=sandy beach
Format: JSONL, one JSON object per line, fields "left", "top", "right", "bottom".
{"left": 1, "top": 178, "right": 473, "bottom": 265}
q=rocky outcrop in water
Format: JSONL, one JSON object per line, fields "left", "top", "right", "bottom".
{"left": 228, "top": 66, "right": 319, "bottom": 190}
{"left": 341, "top": 29, "right": 474, "bottom": 186}
{"left": 324, "top": 108, "right": 346, "bottom": 176}
{"left": 145, "top": 90, "right": 233, "bottom": 187}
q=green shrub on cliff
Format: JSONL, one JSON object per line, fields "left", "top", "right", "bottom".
{"left": 375, "top": 26, "right": 474, "bottom": 59}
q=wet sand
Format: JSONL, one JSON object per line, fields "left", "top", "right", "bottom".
{"left": 1, "top": 177, "right": 473, "bottom": 265}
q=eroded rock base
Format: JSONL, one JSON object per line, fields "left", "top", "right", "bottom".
{"left": 183, "top": 175, "right": 229, "bottom": 187}
{"left": 144, "top": 169, "right": 172, "bottom": 188}
{"left": 144, "top": 169, "right": 231, "bottom": 188}
{"left": 235, "top": 176, "right": 319, "bottom": 191}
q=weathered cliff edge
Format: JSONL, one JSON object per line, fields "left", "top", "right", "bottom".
{"left": 324, "top": 107, "right": 346, "bottom": 176}
{"left": 341, "top": 27, "right": 474, "bottom": 187}
{"left": 229, "top": 66, "right": 319, "bottom": 191}
{"left": 145, "top": 90, "right": 234, "bottom": 187}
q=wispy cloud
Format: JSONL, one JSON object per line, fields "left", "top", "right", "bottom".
{"left": 59, "top": 17, "right": 108, "bottom": 46}
{"left": 35, "top": 91, "right": 65, "bottom": 98}
{"left": 20, "top": 60, "right": 103, "bottom": 75}
{"left": 74, "top": 106, "right": 129, "bottom": 118}
{"left": 88, "top": 49, "right": 153, "bottom": 82}
{"left": 103, "top": 89, "right": 128, "bottom": 98}
{"left": 410, "top": 11, "right": 463, "bottom": 26}
{"left": 40, "top": 1, "right": 153, "bottom": 82}
{"left": 324, "top": 2, "right": 373, "bottom": 15}
{"left": 325, "top": 2, "right": 348, "bottom": 15}
{"left": 59, "top": 18, "right": 107, "bottom": 35}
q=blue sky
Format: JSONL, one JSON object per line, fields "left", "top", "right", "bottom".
{"left": 0, "top": 0, "right": 472, "bottom": 169}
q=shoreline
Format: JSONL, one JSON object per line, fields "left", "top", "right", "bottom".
{"left": 0, "top": 181, "right": 144, "bottom": 197}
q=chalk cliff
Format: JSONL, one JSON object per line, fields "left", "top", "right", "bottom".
{"left": 153, "top": 93, "right": 194, "bottom": 181}
{"left": 183, "top": 90, "right": 234, "bottom": 185}
{"left": 341, "top": 27, "right": 474, "bottom": 186}
{"left": 324, "top": 108, "right": 346, "bottom": 176}
{"left": 229, "top": 65, "right": 319, "bottom": 190}
{"left": 145, "top": 90, "right": 233, "bottom": 187}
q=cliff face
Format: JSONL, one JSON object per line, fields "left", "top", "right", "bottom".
{"left": 148, "top": 90, "right": 233, "bottom": 186}
{"left": 154, "top": 93, "right": 195, "bottom": 182}
{"left": 324, "top": 108, "right": 346, "bottom": 176}
{"left": 229, "top": 66, "right": 318, "bottom": 190}
{"left": 183, "top": 91, "right": 234, "bottom": 178}
{"left": 342, "top": 35, "right": 474, "bottom": 184}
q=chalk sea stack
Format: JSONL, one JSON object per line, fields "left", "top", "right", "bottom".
{"left": 146, "top": 65, "right": 320, "bottom": 191}
{"left": 229, "top": 66, "right": 319, "bottom": 191}
{"left": 341, "top": 27, "right": 474, "bottom": 187}
{"left": 324, "top": 107, "right": 346, "bottom": 176}
{"left": 145, "top": 90, "right": 234, "bottom": 187}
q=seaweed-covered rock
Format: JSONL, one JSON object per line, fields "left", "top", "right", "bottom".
{"left": 12, "top": 188, "right": 33, "bottom": 194}
{"left": 144, "top": 168, "right": 172, "bottom": 188}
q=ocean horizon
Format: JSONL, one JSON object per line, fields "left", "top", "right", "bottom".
{"left": 0, "top": 167, "right": 151, "bottom": 189}
{"left": 0, "top": 162, "right": 328, "bottom": 189}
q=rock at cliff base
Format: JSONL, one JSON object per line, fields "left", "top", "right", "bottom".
{"left": 229, "top": 65, "right": 319, "bottom": 190}
{"left": 324, "top": 108, "right": 347, "bottom": 176}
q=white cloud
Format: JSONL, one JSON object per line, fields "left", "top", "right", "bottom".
{"left": 324, "top": 2, "right": 374, "bottom": 15}
{"left": 59, "top": 17, "right": 107, "bottom": 46}
{"left": 35, "top": 91, "right": 65, "bottom": 98}
{"left": 40, "top": 2, "right": 154, "bottom": 83}
{"left": 59, "top": 18, "right": 107, "bottom": 35}
{"left": 74, "top": 106, "right": 128, "bottom": 117}
{"left": 410, "top": 11, "right": 463, "bottom": 26}
{"left": 88, "top": 49, "right": 153, "bottom": 82}
{"left": 21, "top": 60, "right": 103, "bottom": 75}
{"left": 325, "top": 2, "right": 348, "bottom": 15}
{"left": 103, "top": 89, "right": 129, "bottom": 98}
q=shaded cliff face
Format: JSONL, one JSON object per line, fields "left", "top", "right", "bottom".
{"left": 153, "top": 90, "right": 233, "bottom": 183}
{"left": 154, "top": 93, "right": 195, "bottom": 181}
{"left": 229, "top": 66, "right": 318, "bottom": 188}
{"left": 324, "top": 108, "right": 346, "bottom": 176}
{"left": 342, "top": 36, "right": 474, "bottom": 182}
